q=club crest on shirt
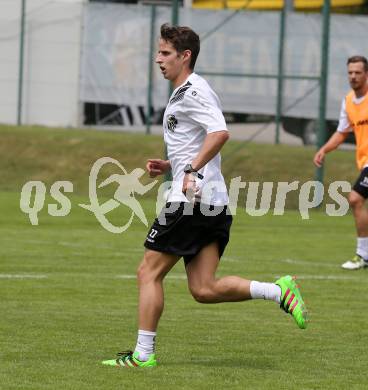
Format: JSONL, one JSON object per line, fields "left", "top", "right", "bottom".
{"left": 167, "top": 114, "right": 178, "bottom": 132}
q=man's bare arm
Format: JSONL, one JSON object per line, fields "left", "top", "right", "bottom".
{"left": 191, "top": 130, "right": 229, "bottom": 171}
{"left": 313, "top": 131, "right": 349, "bottom": 167}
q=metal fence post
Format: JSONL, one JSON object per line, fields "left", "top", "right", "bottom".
{"left": 172, "top": 0, "right": 179, "bottom": 26}
{"left": 169, "top": 0, "right": 179, "bottom": 98}
{"left": 17, "top": 0, "right": 26, "bottom": 126}
{"left": 275, "top": 2, "right": 288, "bottom": 144}
{"left": 146, "top": 5, "right": 156, "bottom": 135}
{"left": 315, "top": 0, "right": 331, "bottom": 184}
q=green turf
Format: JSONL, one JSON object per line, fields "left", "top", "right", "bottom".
{"left": 1, "top": 125, "right": 367, "bottom": 389}
{"left": 1, "top": 189, "right": 367, "bottom": 389}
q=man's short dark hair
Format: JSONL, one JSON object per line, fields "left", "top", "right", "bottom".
{"left": 160, "top": 23, "right": 200, "bottom": 70}
{"left": 347, "top": 55, "right": 368, "bottom": 71}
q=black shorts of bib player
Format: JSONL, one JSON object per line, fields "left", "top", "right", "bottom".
{"left": 353, "top": 167, "right": 368, "bottom": 199}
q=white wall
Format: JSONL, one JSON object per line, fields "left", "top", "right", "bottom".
{"left": 0, "top": 0, "right": 86, "bottom": 127}
{"left": 0, "top": 1, "right": 21, "bottom": 124}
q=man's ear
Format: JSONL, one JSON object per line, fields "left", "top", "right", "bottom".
{"left": 182, "top": 49, "right": 192, "bottom": 64}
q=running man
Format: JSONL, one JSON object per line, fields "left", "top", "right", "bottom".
{"left": 102, "top": 23, "right": 308, "bottom": 368}
{"left": 314, "top": 55, "right": 368, "bottom": 270}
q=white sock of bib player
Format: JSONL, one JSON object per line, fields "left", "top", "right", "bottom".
{"left": 356, "top": 237, "right": 368, "bottom": 260}
{"left": 250, "top": 281, "right": 281, "bottom": 304}
{"left": 134, "top": 330, "right": 156, "bottom": 361}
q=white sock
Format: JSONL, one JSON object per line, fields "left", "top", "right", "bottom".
{"left": 250, "top": 281, "right": 281, "bottom": 304}
{"left": 356, "top": 237, "right": 368, "bottom": 260}
{"left": 134, "top": 329, "right": 156, "bottom": 361}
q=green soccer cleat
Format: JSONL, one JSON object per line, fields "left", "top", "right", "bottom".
{"left": 102, "top": 350, "right": 157, "bottom": 368}
{"left": 275, "top": 275, "right": 308, "bottom": 329}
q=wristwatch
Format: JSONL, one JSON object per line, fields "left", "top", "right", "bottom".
{"left": 183, "top": 163, "right": 204, "bottom": 179}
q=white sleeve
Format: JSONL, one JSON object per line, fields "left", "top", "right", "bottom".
{"left": 183, "top": 90, "right": 227, "bottom": 133}
{"left": 337, "top": 98, "right": 353, "bottom": 133}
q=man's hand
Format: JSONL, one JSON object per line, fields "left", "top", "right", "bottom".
{"left": 313, "top": 149, "right": 326, "bottom": 167}
{"left": 182, "top": 173, "right": 199, "bottom": 202}
{"left": 146, "top": 159, "right": 171, "bottom": 178}
{"left": 313, "top": 131, "right": 348, "bottom": 167}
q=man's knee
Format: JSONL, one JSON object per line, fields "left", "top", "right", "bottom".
{"left": 137, "top": 252, "right": 158, "bottom": 284}
{"left": 137, "top": 250, "right": 176, "bottom": 284}
{"left": 137, "top": 260, "right": 149, "bottom": 284}
{"left": 137, "top": 260, "right": 147, "bottom": 283}
{"left": 189, "top": 285, "right": 215, "bottom": 303}
{"left": 348, "top": 191, "right": 365, "bottom": 209}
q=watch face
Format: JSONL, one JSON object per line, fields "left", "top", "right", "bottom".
{"left": 184, "top": 164, "right": 192, "bottom": 173}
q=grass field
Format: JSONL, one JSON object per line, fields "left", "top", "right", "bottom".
{"left": 1, "top": 125, "right": 367, "bottom": 389}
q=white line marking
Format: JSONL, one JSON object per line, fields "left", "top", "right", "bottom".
{"left": 2, "top": 272, "right": 352, "bottom": 282}
{"left": 0, "top": 274, "right": 47, "bottom": 279}
{"left": 297, "top": 275, "right": 360, "bottom": 280}
{"left": 116, "top": 274, "right": 187, "bottom": 280}
{"left": 222, "top": 256, "right": 239, "bottom": 262}
{"left": 275, "top": 274, "right": 359, "bottom": 281}
{"left": 118, "top": 273, "right": 358, "bottom": 281}
{"left": 281, "top": 258, "right": 338, "bottom": 267}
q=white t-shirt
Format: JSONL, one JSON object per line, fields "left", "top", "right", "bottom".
{"left": 337, "top": 95, "right": 366, "bottom": 133}
{"left": 163, "top": 73, "right": 229, "bottom": 206}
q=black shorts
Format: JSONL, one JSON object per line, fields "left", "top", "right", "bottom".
{"left": 353, "top": 167, "right": 368, "bottom": 199}
{"left": 144, "top": 202, "right": 232, "bottom": 265}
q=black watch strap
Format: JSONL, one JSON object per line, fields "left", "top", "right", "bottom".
{"left": 183, "top": 164, "right": 204, "bottom": 180}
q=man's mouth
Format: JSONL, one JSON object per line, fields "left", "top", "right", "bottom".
{"left": 160, "top": 66, "right": 166, "bottom": 73}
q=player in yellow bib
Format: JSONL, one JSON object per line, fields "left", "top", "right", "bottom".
{"left": 314, "top": 55, "right": 368, "bottom": 270}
